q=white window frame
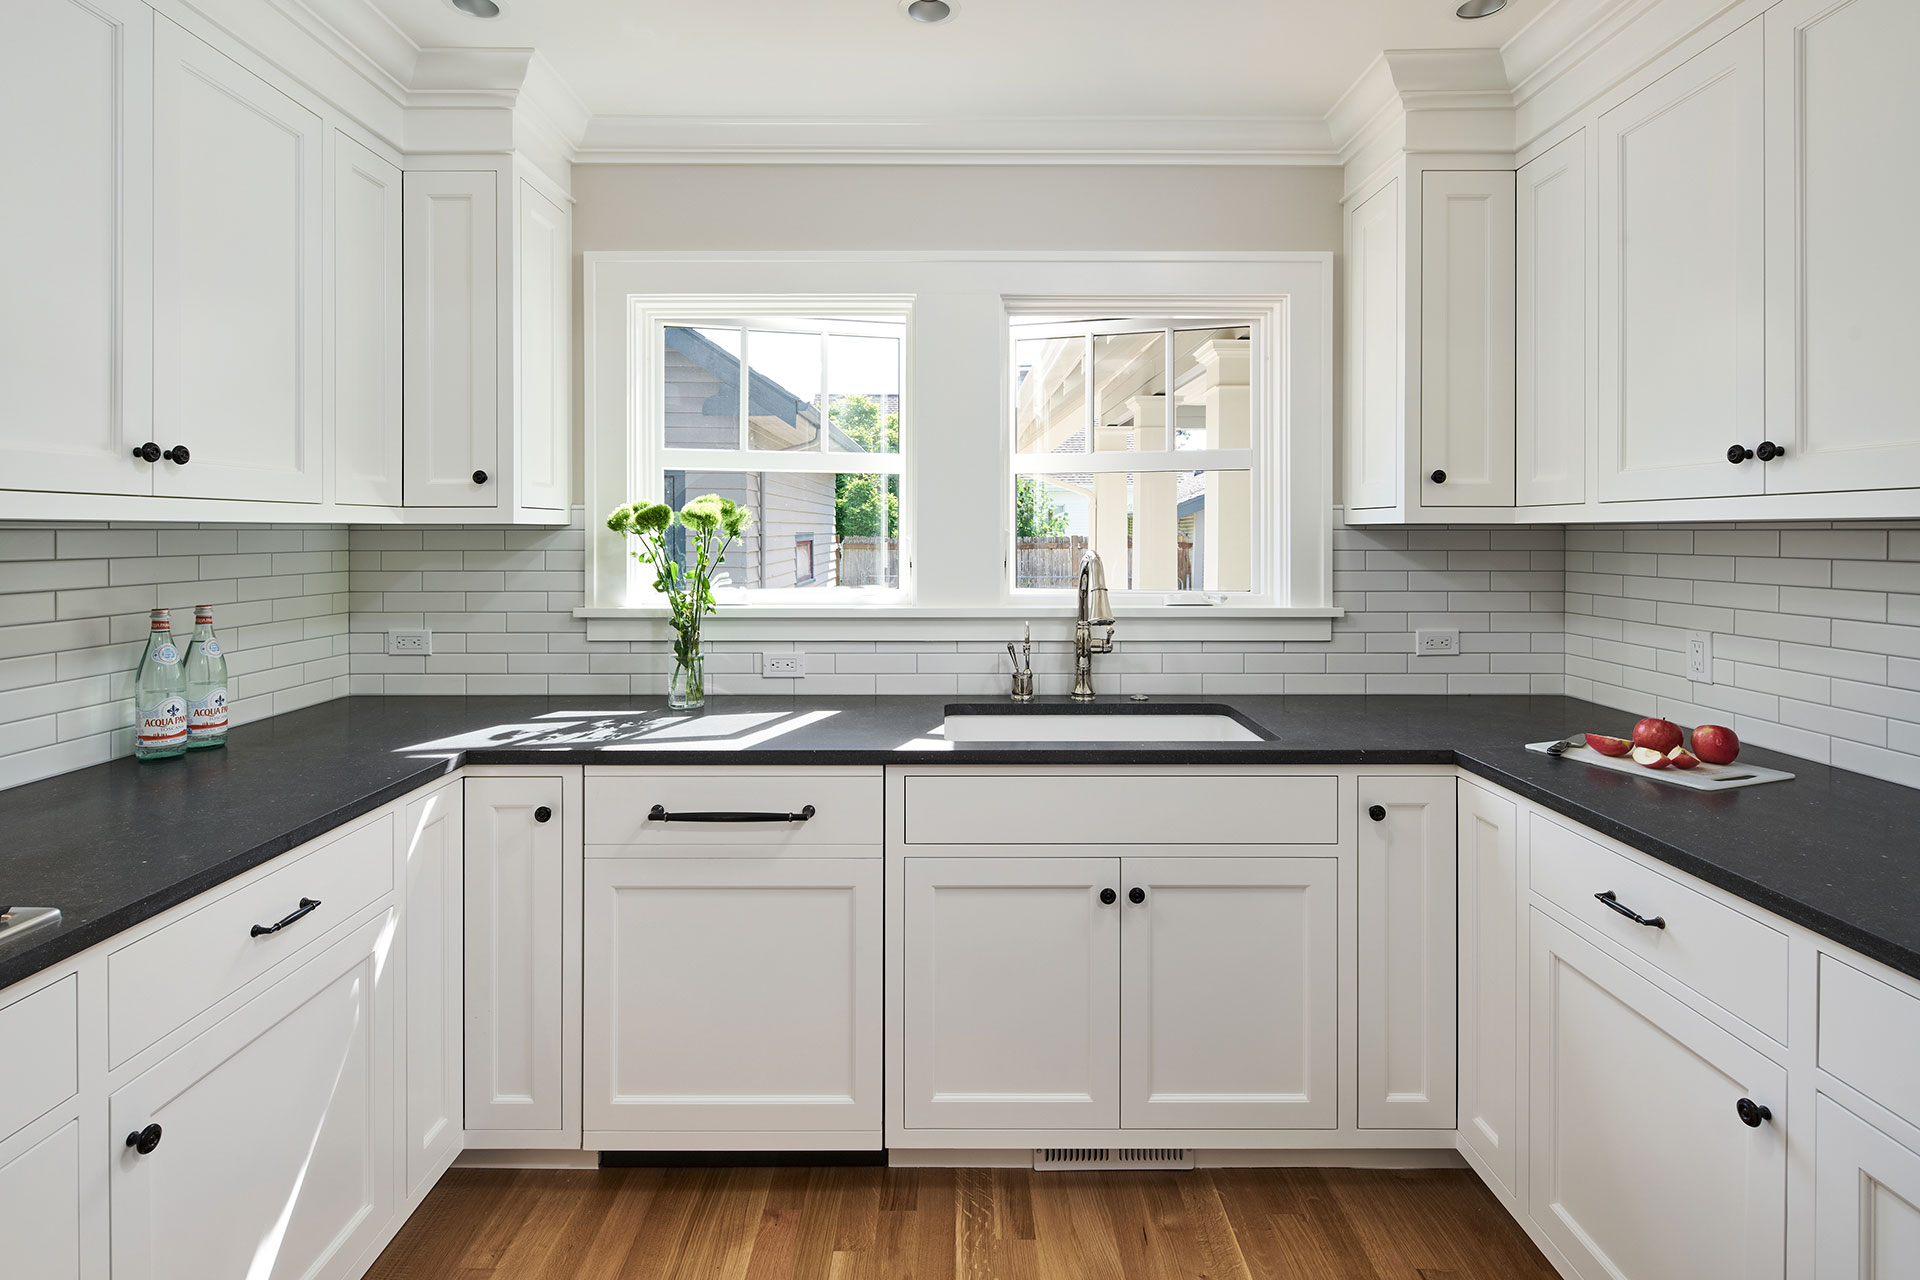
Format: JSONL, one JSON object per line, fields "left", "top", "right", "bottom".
{"left": 582, "top": 251, "right": 1336, "bottom": 642}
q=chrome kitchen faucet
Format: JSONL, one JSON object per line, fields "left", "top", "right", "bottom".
{"left": 1071, "top": 550, "right": 1116, "bottom": 701}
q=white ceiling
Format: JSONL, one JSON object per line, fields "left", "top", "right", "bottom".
{"left": 366, "top": 0, "right": 1537, "bottom": 122}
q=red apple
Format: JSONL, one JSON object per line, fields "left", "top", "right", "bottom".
{"left": 1631, "top": 746, "right": 1671, "bottom": 769}
{"left": 1691, "top": 724, "right": 1740, "bottom": 765}
{"left": 1633, "top": 717, "right": 1684, "bottom": 754}
{"left": 1667, "top": 745, "right": 1701, "bottom": 770}
{"left": 1585, "top": 733, "right": 1634, "bottom": 757}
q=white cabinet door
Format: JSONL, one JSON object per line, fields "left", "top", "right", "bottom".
{"left": 152, "top": 18, "right": 323, "bottom": 504}
{"left": 1815, "top": 1093, "right": 1920, "bottom": 1278}
{"left": 1517, "top": 131, "right": 1589, "bottom": 508}
{"left": 404, "top": 170, "right": 499, "bottom": 508}
{"left": 0, "top": 1118, "right": 84, "bottom": 1280}
{"left": 1529, "top": 911, "right": 1786, "bottom": 1280}
{"left": 1345, "top": 178, "right": 1403, "bottom": 512}
{"left": 584, "top": 858, "right": 881, "bottom": 1143}
{"left": 1119, "top": 857, "right": 1338, "bottom": 1130}
{"left": 1457, "top": 779, "right": 1522, "bottom": 1200}
{"left": 0, "top": 0, "right": 153, "bottom": 497}
{"left": 516, "top": 179, "right": 570, "bottom": 513}
{"left": 399, "top": 784, "right": 462, "bottom": 1199}
{"left": 331, "top": 132, "right": 403, "bottom": 509}
{"left": 463, "top": 775, "right": 566, "bottom": 1134}
{"left": 902, "top": 858, "right": 1120, "bottom": 1131}
{"left": 1420, "top": 171, "right": 1516, "bottom": 508}
{"left": 1596, "top": 21, "right": 1766, "bottom": 503}
{"left": 110, "top": 909, "right": 396, "bottom": 1280}
{"left": 1357, "top": 777, "right": 1456, "bottom": 1129}
{"left": 1763, "top": 0, "right": 1920, "bottom": 495}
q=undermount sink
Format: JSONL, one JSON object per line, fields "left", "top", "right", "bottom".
{"left": 942, "top": 709, "right": 1265, "bottom": 744}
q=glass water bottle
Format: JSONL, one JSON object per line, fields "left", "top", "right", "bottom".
{"left": 184, "top": 605, "right": 229, "bottom": 750}
{"left": 133, "top": 609, "right": 190, "bottom": 761}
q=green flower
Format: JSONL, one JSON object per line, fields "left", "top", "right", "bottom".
{"left": 718, "top": 497, "right": 753, "bottom": 539}
{"left": 678, "top": 495, "right": 724, "bottom": 534}
{"left": 606, "top": 502, "right": 672, "bottom": 535}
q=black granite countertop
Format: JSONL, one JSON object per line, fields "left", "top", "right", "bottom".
{"left": 3, "top": 693, "right": 1916, "bottom": 992}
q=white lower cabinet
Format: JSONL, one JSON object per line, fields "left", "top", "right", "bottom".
{"left": 583, "top": 858, "right": 881, "bottom": 1146}
{"left": 1815, "top": 1093, "right": 1920, "bottom": 1277}
{"left": 1357, "top": 777, "right": 1456, "bottom": 1129}
{"left": 902, "top": 857, "right": 1121, "bottom": 1131}
{"left": 109, "top": 909, "right": 396, "bottom": 1280}
{"left": 1528, "top": 910, "right": 1786, "bottom": 1280}
{"left": 1456, "top": 778, "right": 1521, "bottom": 1199}
{"left": 1120, "top": 857, "right": 1337, "bottom": 1130}
{"left": 398, "top": 784, "right": 463, "bottom": 1197}
{"left": 0, "top": 1118, "right": 85, "bottom": 1279}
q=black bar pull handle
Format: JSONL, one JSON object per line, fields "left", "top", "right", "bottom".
{"left": 647, "top": 804, "right": 816, "bottom": 824}
{"left": 251, "top": 897, "right": 321, "bottom": 937}
{"left": 1595, "top": 890, "right": 1665, "bottom": 930}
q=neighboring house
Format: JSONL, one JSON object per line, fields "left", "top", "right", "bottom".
{"left": 663, "top": 327, "right": 871, "bottom": 589}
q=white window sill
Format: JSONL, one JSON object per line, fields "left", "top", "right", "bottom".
{"left": 576, "top": 604, "right": 1340, "bottom": 644}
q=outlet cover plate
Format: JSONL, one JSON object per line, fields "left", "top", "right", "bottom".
{"left": 386, "top": 629, "right": 432, "bottom": 656}
{"left": 1686, "top": 631, "right": 1713, "bottom": 682}
{"left": 762, "top": 652, "right": 806, "bottom": 677}
{"left": 1415, "top": 629, "right": 1459, "bottom": 657}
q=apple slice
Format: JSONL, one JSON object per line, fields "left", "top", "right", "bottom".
{"left": 1667, "top": 745, "right": 1701, "bottom": 770}
{"left": 1585, "top": 733, "right": 1634, "bottom": 757}
{"left": 1631, "top": 746, "right": 1671, "bottom": 769}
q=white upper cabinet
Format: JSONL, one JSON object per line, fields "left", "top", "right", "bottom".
{"left": 0, "top": 0, "right": 153, "bottom": 497}
{"left": 1763, "top": 0, "right": 1920, "bottom": 495}
{"left": 1420, "top": 172, "right": 1515, "bottom": 508}
{"left": 1596, "top": 21, "right": 1766, "bottom": 504}
{"left": 152, "top": 17, "right": 324, "bottom": 504}
{"left": 1516, "top": 131, "right": 1589, "bottom": 508}
{"left": 516, "top": 179, "right": 570, "bottom": 513}
{"left": 331, "top": 133, "right": 404, "bottom": 509}
{"left": 404, "top": 170, "right": 499, "bottom": 508}
{"left": 1345, "top": 178, "right": 1403, "bottom": 513}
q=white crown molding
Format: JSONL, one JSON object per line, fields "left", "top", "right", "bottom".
{"left": 1327, "top": 47, "right": 1516, "bottom": 186}
{"left": 573, "top": 114, "right": 1339, "bottom": 166}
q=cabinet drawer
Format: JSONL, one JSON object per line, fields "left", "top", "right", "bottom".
{"left": 1528, "top": 813, "right": 1788, "bottom": 1042}
{"left": 108, "top": 813, "right": 394, "bottom": 1067}
{"left": 903, "top": 772, "right": 1339, "bottom": 846}
{"left": 584, "top": 768, "right": 881, "bottom": 850}
{"left": 1818, "top": 954, "right": 1920, "bottom": 1132}
{"left": 0, "top": 977, "right": 78, "bottom": 1143}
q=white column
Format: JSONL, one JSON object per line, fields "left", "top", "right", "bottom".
{"left": 1128, "top": 396, "right": 1177, "bottom": 590}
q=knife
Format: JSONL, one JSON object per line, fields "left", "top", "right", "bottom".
{"left": 1544, "top": 735, "right": 1584, "bottom": 757}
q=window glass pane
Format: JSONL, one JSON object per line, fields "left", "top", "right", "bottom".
{"left": 1014, "top": 336, "right": 1087, "bottom": 456}
{"left": 1093, "top": 331, "right": 1167, "bottom": 452}
{"left": 744, "top": 330, "right": 823, "bottom": 452}
{"left": 827, "top": 333, "right": 901, "bottom": 455}
{"left": 662, "top": 471, "right": 901, "bottom": 591}
{"left": 1011, "top": 470, "right": 1251, "bottom": 593}
{"left": 1012, "top": 474, "right": 1092, "bottom": 589}
{"left": 1172, "top": 327, "right": 1252, "bottom": 450}
{"left": 663, "top": 326, "right": 741, "bottom": 449}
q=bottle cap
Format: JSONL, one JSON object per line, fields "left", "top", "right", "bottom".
{"left": 150, "top": 608, "right": 171, "bottom": 627}
{"left": 195, "top": 606, "right": 214, "bottom": 619}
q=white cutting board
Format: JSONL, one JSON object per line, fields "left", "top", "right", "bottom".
{"left": 1525, "top": 741, "right": 1794, "bottom": 791}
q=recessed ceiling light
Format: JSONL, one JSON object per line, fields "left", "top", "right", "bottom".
{"left": 902, "top": 0, "right": 955, "bottom": 25}
{"left": 448, "top": 0, "right": 501, "bottom": 17}
{"left": 1455, "top": 0, "right": 1507, "bottom": 16}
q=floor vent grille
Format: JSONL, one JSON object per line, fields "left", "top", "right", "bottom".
{"left": 1033, "top": 1148, "right": 1194, "bottom": 1171}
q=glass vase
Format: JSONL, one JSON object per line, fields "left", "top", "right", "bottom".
{"left": 668, "top": 652, "right": 706, "bottom": 710}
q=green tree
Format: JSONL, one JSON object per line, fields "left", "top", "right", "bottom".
{"left": 1015, "top": 476, "right": 1069, "bottom": 538}
{"left": 830, "top": 396, "right": 899, "bottom": 537}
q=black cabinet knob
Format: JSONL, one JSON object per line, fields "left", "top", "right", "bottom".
{"left": 1128, "top": 887, "right": 1146, "bottom": 905}
{"left": 163, "top": 445, "right": 189, "bottom": 465}
{"left": 472, "top": 470, "right": 489, "bottom": 485}
{"left": 1429, "top": 469, "right": 1447, "bottom": 484}
{"left": 125, "top": 1123, "right": 163, "bottom": 1155}
{"left": 1756, "top": 440, "right": 1786, "bottom": 462}
{"left": 132, "top": 441, "right": 161, "bottom": 463}
{"left": 534, "top": 806, "right": 552, "bottom": 823}
{"left": 1099, "top": 888, "right": 1117, "bottom": 905}
{"left": 1368, "top": 804, "right": 1387, "bottom": 822}
{"left": 1728, "top": 444, "right": 1754, "bottom": 464}
{"left": 1736, "top": 1098, "right": 1772, "bottom": 1128}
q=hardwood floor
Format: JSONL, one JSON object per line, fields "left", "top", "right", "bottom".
{"left": 365, "top": 1165, "right": 1558, "bottom": 1279}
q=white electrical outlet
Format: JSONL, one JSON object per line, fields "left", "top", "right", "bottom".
{"left": 1415, "top": 629, "right": 1459, "bottom": 657}
{"left": 1686, "top": 630, "right": 1713, "bottom": 682}
{"left": 762, "top": 652, "right": 806, "bottom": 677}
{"left": 386, "top": 629, "right": 432, "bottom": 656}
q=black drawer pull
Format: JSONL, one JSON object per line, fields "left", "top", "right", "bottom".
{"left": 1736, "top": 1097, "right": 1772, "bottom": 1128}
{"left": 1595, "top": 890, "right": 1664, "bottom": 930}
{"left": 163, "top": 444, "right": 190, "bottom": 465}
{"left": 1756, "top": 441, "right": 1786, "bottom": 462}
{"left": 1099, "top": 888, "right": 1117, "bottom": 905}
{"left": 1727, "top": 444, "right": 1754, "bottom": 464}
{"left": 647, "top": 804, "right": 816, "bottom": 824}
{"left": 251, "top": 897, "right": 321, "bottom": 937}
{"left": 132, "top": 441, "right": 162, "bottom": 462}
{"left": 534, "top": 806, "right": 552, "bottom": 823}
{"left": 1368, "top": 804, "right": 1386, "bottom": 822}
{"left": 125, "top": 1123, "right": 163, "bottom": 1155}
